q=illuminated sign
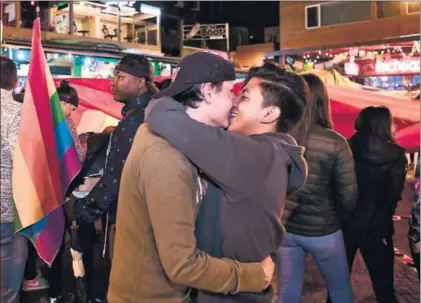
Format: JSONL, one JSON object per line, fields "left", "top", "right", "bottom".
{"left": 140, "top": 4, "right": 161, "bottom": 16}
{"left": 375, "top": 58, "right": 420, "bottom": 75}
{"left": 183, "top": 24, "right": 228, "bottom": 41}
{"left": 106, "top": 1, "right": 135, "bottom": 7}
{"left": 345, "top": 57, "right": 420, "bottom": 76}
{"left": 344, "top": 61, "right": 360, "bottom": 76}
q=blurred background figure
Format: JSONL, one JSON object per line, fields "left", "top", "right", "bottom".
{"left": 347, "top": 106, "right": 407, "bottom": 303}
{"left": 278, "top": 74, "right": 356, "bottom": 303}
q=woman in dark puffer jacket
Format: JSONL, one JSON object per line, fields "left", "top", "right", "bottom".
{"left": 346, "top": 106, "right": 407, "bottom": 303}
{"left": 277, "top": 74, "right": 357, "bottom": 303}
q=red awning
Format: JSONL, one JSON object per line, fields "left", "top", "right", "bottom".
{"left": 54, "top": 78, "right": 420, "bottom": 151}
{"left": 396, "top": 122, "right": 420, "bottom": 153}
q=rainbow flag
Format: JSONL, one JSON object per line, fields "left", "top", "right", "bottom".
{"left": 12, "top": 18, "right": 82, "bottom": 266}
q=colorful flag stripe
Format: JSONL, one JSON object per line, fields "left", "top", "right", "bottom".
{"left": 13, "top": 18, "right": 82, "bottom": 265}
{"left": 55, "top": 119, "right": 74, "bottom": 160}
{"left": 26, "top": 57, "right": 63, "bottom": 208}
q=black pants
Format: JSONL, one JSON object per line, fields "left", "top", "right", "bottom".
{"left": 346, "top": 235, "right": 397, "bottom": 303}
{"left": 24, "top": 242, "right": 38, "bottom": 280}
{"left": 48, "top": 220, "right": 111, "bottom": 300}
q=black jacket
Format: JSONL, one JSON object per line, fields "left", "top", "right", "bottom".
{"left": 75, "top": 92, "right": 152, "bottom": 223}
{"left": 146, "top": 97, "right": 307, "bottom": 303}
{"left": 347, "top": 134, "right": 407, "bottom": 239}
{"left": 283, "top": 126, "right": 358, "bottom": 236}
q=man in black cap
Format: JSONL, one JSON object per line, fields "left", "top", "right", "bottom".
{"left": 108, "top": 52, "right": 275, "bottom": 303}
{"left": 74, "top": 54, "right": 157, "bottom": 247}
{"left": 145, "top": 58, "right": 309, "bottom": 303}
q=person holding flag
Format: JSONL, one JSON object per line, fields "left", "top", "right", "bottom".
{"left": 10, "top": 17, "right": 83, "bottom": 302}
{"left": 0, "top": 55, "right": 27, "bottom": 303}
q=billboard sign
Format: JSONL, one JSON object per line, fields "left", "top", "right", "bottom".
{"left": 183, "top": 23, "right": 228, "bottom": 41}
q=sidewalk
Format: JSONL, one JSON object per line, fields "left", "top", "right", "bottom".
{"left": 300, "top": 251, "right": 419, "bottom": 303}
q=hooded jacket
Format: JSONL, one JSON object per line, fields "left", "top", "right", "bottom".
{"left": 75, "top": 92, "right": 152, "bottom": 223}
{"left": 146, "top": 97, "right": 307, "bottom": 302}
{"left": 348, "top": 134, "right": 407, "bottom": 239}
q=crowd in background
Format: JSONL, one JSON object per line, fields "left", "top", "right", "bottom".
{"left": 1, "top": 52, "right": 419, "bottom": 303}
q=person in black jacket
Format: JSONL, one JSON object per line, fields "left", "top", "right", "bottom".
{"left": 74, "top": 54, "right": 157, "bottom": 230}
{"left": 347, "top": 106, "right": 407, "bottom": 303}
{"left": 408, "top": 157, "right": 420, "bottom": 277}
{"left": 277, "top": 74, "right": 357, "bottom": 303}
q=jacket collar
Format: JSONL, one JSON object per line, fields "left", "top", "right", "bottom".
{"left": 121, "top": 91, "right": 152, "bottom": 118}
{"left": 0, "top": 88, "right": 13, "bottom": 101}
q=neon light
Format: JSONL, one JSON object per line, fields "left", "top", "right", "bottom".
{"left": 375, "top": 58, "right": 420, "bottom": 75}
{"left": 344, "top": 62, "right": 360, "bottom": 76}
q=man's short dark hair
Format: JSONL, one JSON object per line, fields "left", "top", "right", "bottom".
{"left": 117, "top": 54, "right": 151, "bottom": 79}
{"left": 0, "top": 56, "right": 17, "bottom": 90}
{"left": 173, "top": 81, "right": 224, "bottom": 108}
{"left": 244, "top": 62, "right": 309, "bottom": 133}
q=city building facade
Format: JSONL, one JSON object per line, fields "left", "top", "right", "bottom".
{"left": 272, "top": 1, "right": 420, "bottom": 90}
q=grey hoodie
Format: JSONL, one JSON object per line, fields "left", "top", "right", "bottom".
{"left": 146, "top": 97, "right": 307, "bottom": 302}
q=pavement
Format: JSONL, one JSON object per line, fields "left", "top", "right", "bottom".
{"left": 300, "top": 182, "right": 420, "bottom": 303}
{"left": 20, "top": 182, "right": 420, "bottom": 303}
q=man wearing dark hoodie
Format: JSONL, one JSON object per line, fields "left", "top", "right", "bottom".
{"left": 146, "top": 61, "right": 308, "bottom": 302}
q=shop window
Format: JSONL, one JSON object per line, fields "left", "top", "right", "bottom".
{"left": 134, "top": 4, "right": 160, "bottom": 45}
{"left": 407, "top": 2, "right": 420, "bottom": 14}
{"left": 320, "top": 1, "right": 371, "bottom": 26}
{"left": 320, "top": 2, "right": 342, "bottom": 26}
{"left": 305, "top": 5, "right": 320, "bottom": 29}
{"left": 48, "top": 1, "right": 73, "bottom": 34}
{"left": 1, "top": 2, "right": 16, "bottom": 27}
{"left": 341, "top": 2, "right": 371, "bottom": 23}
{"left": 306, "top": 2, "right": 371, "bottom": 29}
{"left": 377, "top": 2, "right": 400, "bottom": 19}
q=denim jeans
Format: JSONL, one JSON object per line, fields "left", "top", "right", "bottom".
{"left": 0, "top": 222, "right": 28, "bottom": 303}
{"left": 277, "top": 230, "right": 353, "bottom": 303}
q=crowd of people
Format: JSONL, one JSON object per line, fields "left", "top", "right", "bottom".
{"left": 0, "top": 52, "right": 419, "bottom": 303}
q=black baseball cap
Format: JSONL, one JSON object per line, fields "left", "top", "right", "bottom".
{"left": 115, "top": 54, "right": 152, "bottom": 79}
{"left": 115, "top": 54, "right": 159, "bottom": 93}
{"left": 153, "top": 52, "right": 236, "bottom": 99}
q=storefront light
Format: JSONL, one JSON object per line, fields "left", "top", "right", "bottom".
{"left": 140, "top": 4, "right": 161, "bottom": 16}
{"left": 84, "top": 57, "right": 92, "bottom": 65}
{"left": 17, "top": 51, "right": 25, "bottom": 60}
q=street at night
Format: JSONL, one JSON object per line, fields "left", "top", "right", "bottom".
{"left": 301, "top": 182, "right": 420, "bottom": 303}
{"left": 1, "top": 1, "right": 420, "bottom": 303}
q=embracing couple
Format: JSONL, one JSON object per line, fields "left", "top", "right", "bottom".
{"left": 108, "top": 52, "right": 309, "bottom": 303}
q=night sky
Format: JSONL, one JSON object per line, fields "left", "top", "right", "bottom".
{"left": 199, "top": 1, "right": 279, "bottom": 42}
{"left": 151, "top": 1, "right": 279, "bottom": 43}
{"left": 219, "top": 2, "right": 279, "bottom": 29}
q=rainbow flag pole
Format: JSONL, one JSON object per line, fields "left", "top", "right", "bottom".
{"left": 12, "top": 18, "right": 82, "bottom": 266}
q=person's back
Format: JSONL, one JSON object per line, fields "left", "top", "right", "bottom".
{"left": 109, "top": 124, "right": 198, "bottom": 302}
{"left": 284, "top": 126, "right": 356, "bottom": 235}
{"left": 348, "top": 134, "right": 406, "bottom": 238}
{"left": 345, "top": 106, "right": 407, "bottom": 303}
{"left": 277, "top": 73, "right": 356, "bottom": 303}
{"left": 1, "top": 55, "right": 27, "bottom": 303}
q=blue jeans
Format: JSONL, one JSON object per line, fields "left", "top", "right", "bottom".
{"left": 277, "top": 230, "right": 353, "bottom": 303}
{"left": 0, "top": 223, "right": 28, "bottom": 303}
